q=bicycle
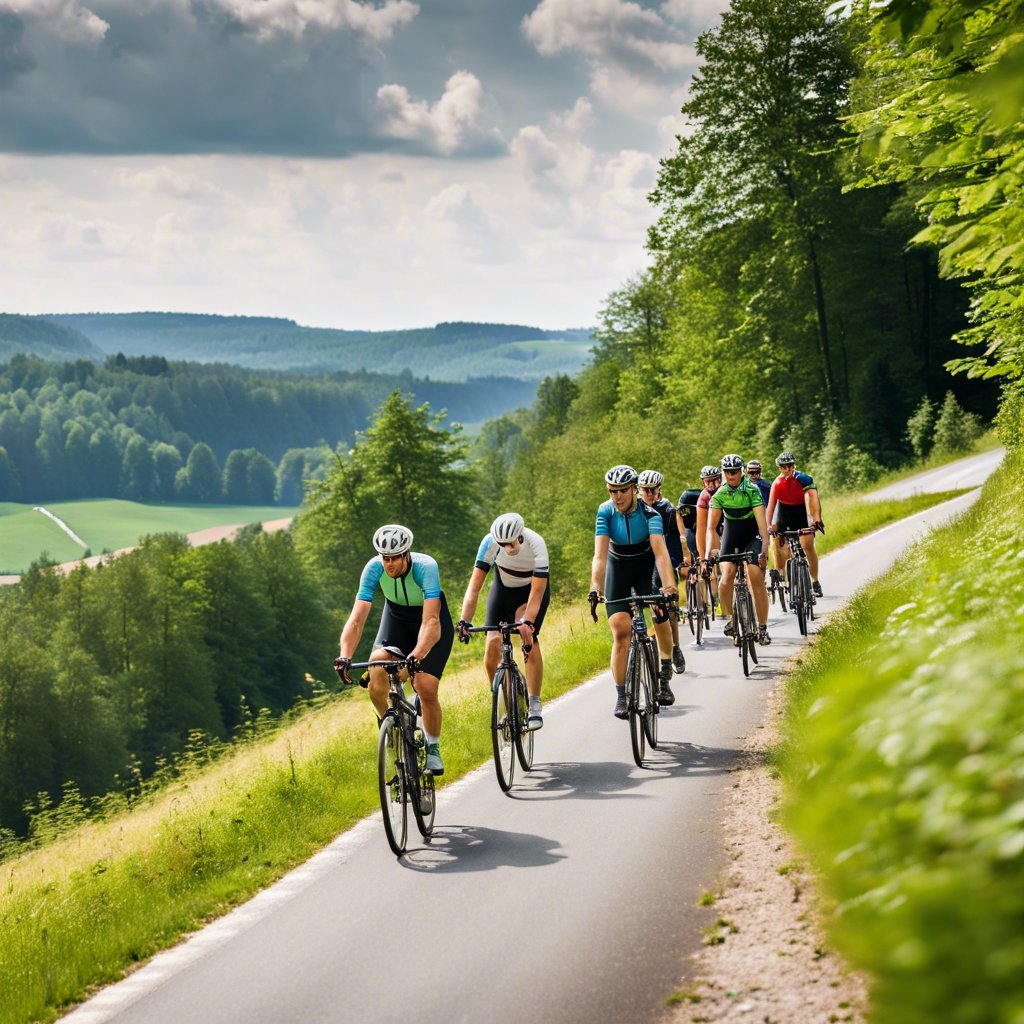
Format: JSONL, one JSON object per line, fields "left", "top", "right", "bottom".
{"left": 716, "top": 553, "right": 759, "bottom": 677}
{"left": 464, "top": 622, "right": 534, "bottom": 792}
{"left": 343, "top": 649, "right": 435, "bottom": 857}
{"left": 590, "top": 588, "right": 672, "bottom": 767}
{"left": 683, "top": 562, "right": 711, "bottom": 645}
{"left": 781, "top": 528, "right": 817, "bottom": 636}
{"left": 767, "top": 566, "right": 787, "bottom": 612}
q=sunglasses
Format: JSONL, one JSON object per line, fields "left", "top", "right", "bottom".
{"left": 498, "top": 541, "right": 516, "bottom": 549}
{"left": 748, "top": 469, "right": 761, "bottom": 475}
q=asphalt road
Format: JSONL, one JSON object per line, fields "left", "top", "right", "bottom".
{"left": 865, "top": 446, "right": 1005, "bottom": 502}
{"left": 61, "top": 488, "right": 987, "bottom": 1024}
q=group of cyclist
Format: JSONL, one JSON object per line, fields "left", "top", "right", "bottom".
{"left": 333, "top": 451, "right": 823, "bottom": 772}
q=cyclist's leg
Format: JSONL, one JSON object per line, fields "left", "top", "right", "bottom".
{"left": 801, "top": 532, "right": 819, "bottom": 582}
{"left": 514, "top": 582, "right": 549, "bottom": 698}
{"left": 483, "top": 576, "right": 518, "bottom": 682}
{"left": 717, "top": 561, "right": 737, "bottom": 618}
{"left": 604, "top": 554, "right": 644, "bottom": 685}
{"left": 608, "top": 610, "right": 632, "bottom": 683}
{"left": 368, "top": 604, "right": 416, "bottom": 718}
{"left": 413, "top": 597, "right": 454, "bottom": 740}
{"left": 747, "top": 538, "right": 769, "bottom": 625}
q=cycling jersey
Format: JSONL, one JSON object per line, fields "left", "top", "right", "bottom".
{"left": 748, "top": 476, "right": 771, "bottom": 505}
{"left": 595, "top": 499, "right": 663, "bottom": 560}
{"left": 643, "top": 497, "right": 684, "bottom": 565}
{"left": 710, "top": 478, "right": 763, "bottom": 520}
{"left": 772, "top": 471, "right": 816, "bottom": 505}
{"left": 356, "top": 552, "right": 442, "bottom": 606}
{"left": 677, "top": 489, "right": 702, "bottom": 531}
{"left": 475, "top": 527, "right": 549, "bottom": 588}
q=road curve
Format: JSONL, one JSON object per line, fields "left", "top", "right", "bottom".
{"left": 865, "top": 446, "right": 1004, "bottom": 502}
{"left": 60, "top": 489, "right": 987, "bottom": 1024}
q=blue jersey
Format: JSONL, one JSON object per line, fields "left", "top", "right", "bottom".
{"left": 749, "top": 477, "right": 771, "bottom": 506}
{"left": 356, "top": 552, "right": 442, "bottom": 606}
{"left": 595, "top": 499, "right": 663, "bottom": 561}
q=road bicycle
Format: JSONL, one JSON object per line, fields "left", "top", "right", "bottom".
{"left": 683, "top": 562, "right": 711, "bottom": 644}
{"left": 781, "top": 528, "right": 818, "bottom": 636}
{"left": 345, "top": 649, "right": 435, "bottom": 857}
{"left": 464, "top": 622, "right": 534, "bottom": 792}
{"left": 767, "top": 566, "right": 787, "bottom": 612}
{"left": 591, "top": 588, "right": 672, "bottom": 767}
{"left": 716, "top": 552, "right": 759, "bottom": 677}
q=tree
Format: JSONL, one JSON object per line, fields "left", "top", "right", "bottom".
{"left": 223, "top": 449, "right": 251, "bottom": 504}
{"left": 152, "top": 442, "right": 182, "bottom": 501}
{"left": 906, "top": 396, "right": 937, "bottom": 460}
{"left": 87, "top": 429, "right": 121, "bottom": 497}
{"left": 932, "top": 390, "right": 982, "bottom": 455}
{"left": 119, "top": 435, "right": 156, "bottom": 502}
{"left": 0, "top": 445, "right": 20, "bottom": 501}
{"left": 176, "top": 442, "right": 222, "bottom": 502}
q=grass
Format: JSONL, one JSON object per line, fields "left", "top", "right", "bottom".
{"left": 0, "top": 603, "right": 612, "bottom": 1024}
{"left": 778, "top": 453, "right": 1024, "bottom": 1024}
{"left": 0, "top": 500, "right": 297, "bottom": 574}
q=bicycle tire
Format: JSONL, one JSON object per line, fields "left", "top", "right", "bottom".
{"left": 685, "top": 578, "right": 697, "bottom": 636}
{"left": 642, "top": 641, "right": 659, "bottom": 749}
{"left": 625, "top": 647, "right": 646, "bottom": 767}
{"left": 744, "top": 591, "right": 759, "bottom": 666}
{"left": 409, "top": 728, "right": 436, "bottom": 838}
{"left": 377, "top": 715, "right": 408, "bottom": 856}
{"left": 513, "top": 668, "right": 534, "bottom": 772}
{"left": 491, "top": 668, "right": 516, "bottom": 791}
{"left": 778, "top": 575, "right": 788, "bottom": 614}
{"left": 695, "top": 588, "right": 704, "bottom": 645}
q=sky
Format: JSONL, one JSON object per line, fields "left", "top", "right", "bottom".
{"left": 0, "top": 0, "right": 729, "bottom": 330}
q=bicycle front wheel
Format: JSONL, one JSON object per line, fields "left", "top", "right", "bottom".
{"left": 641, "top": 641, "right": 659, "bottom": 749}
{"left": 491, "top": 668, "right": 516, "bottom": 791}
{"left": 377, "top": 716, "right": 408, "bottom": 856}
{"left": 409, "top": 728, "right": 436, "bottom": 838}
{"left": 625, "top": 647, "right": 646, "bottom": 767}
{"left": 513, "top": 668, "right": 534, "bottom": 772}
{"left": 685, "top": 579, "right": 697, "bottom": 636}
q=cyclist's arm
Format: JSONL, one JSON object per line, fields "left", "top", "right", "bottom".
{"left": 411, "top": 597, "right": 442, "bottom": 662}
{"left": 591, "top": 534, "right": 609, "bottom": 593}
{"left": 675, "top": 509, "right": 690, "bottom": 566}
{"left": 695, "top": 504, "right": 709, "bottom": 560}
{"left": 459, "top": 566, "right": 488, "bottom": 623}
{"left": 765, "top": 481, "right": 778, "bottom": 531}
{"left": 651, "top": 534, "right": 677, "bottom": 595}
{"left": 753, "top": 505, "right": 770, "bottom": 562}
{"left": 706, "top": 507, "right": 722, "bottom": 558}
{"left": 338, "top": 599, "right": 372, "bottom": 659}
{"left": 523, "top": 574, "right": 547, "bottom": 625}
{"left": 806, "top": 486, "right": 822, "bottom": 524}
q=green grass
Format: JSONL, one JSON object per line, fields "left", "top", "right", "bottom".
{"left": 778, "top": 455, "right": 1024, "bottom": 1024}
{"left": 0, "top": 500, "right": 297, "bottom": 574}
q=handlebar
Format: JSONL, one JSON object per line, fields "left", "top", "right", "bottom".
{"left": 464, "top": 622, "right": 533, "bottom": 655}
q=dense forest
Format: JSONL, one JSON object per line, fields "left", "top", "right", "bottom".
{"left": 0, "top": 315, "right": 102, "bottom": 363}
{"left": 39, "top": 313, "right": 594, "bottom": 381}
{"left": 1, "top": 0, "right": 1019, "bottom": 859}
{"left": 0, "top": 354, "right": 535, "bottom": 504}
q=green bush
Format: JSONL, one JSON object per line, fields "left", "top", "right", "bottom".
{"left": 905, "top": 396, "right": 936, "bottom": 460}
{"left": 932, "top": 391, "right": 983, "bottom": 456}
{"left": 781, "top": 457, "right": 1024, "bottom": 1024}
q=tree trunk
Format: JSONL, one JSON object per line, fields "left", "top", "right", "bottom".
{"left": 805, "top": 230, "right": 838, "bottom": 413}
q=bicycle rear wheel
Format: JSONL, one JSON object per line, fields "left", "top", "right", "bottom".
{"left": 410, "top": 731, "right": 436, "bottom": 838}
{"left": 513, "top": 668, "right": 534, "bottom": 772}
{"left": 737, "top": 589, "right": 756, "bottom": 676}
{"left": 491, "top": 668, "right": 516, "bottom": 791}
{"left": 377, "top": 716, "right": 408, "bottom": 856}
{"left": 641, "top": 641, "right": 659, "bottom": 749}
{"left": 625, "top": 647, "right": 646, "bottom": 767}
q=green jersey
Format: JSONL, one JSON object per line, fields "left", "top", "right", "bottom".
{"left": 710, "top": 477, "right": 763, "bottom": 521}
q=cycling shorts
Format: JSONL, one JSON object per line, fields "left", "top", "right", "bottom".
{"left": 604, "top": 550, "right": 669, "bottom": 621}
{"left": 372, "top": 593, "right": 454, "bottom": 679}
{"left": 484, "top": 574, "right": 550, "bottom": 637}
{"left": 720, "top": 517, "right": 762, "bottom": 559}
{"left": 775, "top": 503, "right": 809, "bottom": 536}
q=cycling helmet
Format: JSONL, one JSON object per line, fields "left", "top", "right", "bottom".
{"left": 699, "top": 465, "right": 722, "bottom": 480}
{"left": 491, "top": 512, "right": 524, "bottom": 544}
{"left": 372, "top": 524, "right": 413, "bottom": 555}
{"left": 638, "top": 469, "right": 664, "bottom": 488}
{"left": 605, "top": 464, "right": 638, "bottom": 486}
{"left": 775, "top": 451, "right": 796, "bottom": 466}
{"left": 747, "top": 460, "right": 762, "bottom": 471}
{"left": 720, "top": 454, "right": 745, "bottom": 471}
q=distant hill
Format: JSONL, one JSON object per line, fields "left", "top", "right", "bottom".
{"left": 41, "top": 313, "right": 594, "bottom": 382}
{"left": 0, "top": 314, "right": 104, "bottom": 363}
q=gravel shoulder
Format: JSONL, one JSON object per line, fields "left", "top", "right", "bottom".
{"left": 665, "top": 667, "right": 867, "bottom": 1024}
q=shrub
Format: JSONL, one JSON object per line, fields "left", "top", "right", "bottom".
{"left": 905, "top": 395, "right": 936, "bottom": 460}
{"left": 932, "top": 391, "right": 983, "bottom": 455}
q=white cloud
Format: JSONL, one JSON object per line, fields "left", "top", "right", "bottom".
{"left": 660, "top": 0, "right": 730, "bottom": 25}
{"left": 212, "top": 0, "right": 419, "bottom": 41}
{"left": 1, "top": 0, "right": 108, "bottom": 44}
{"left": 376, "top": 70, "right": 503, "bottom": 156}
{"left": 118, "top": 166, "right": 223, "bottom": 202}
{"left": 551, "top": 97, "right": 594, "bottom": 137}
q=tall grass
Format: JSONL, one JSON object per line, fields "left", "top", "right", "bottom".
{"left": 779, "top": 457, "right": 1024, "bottom": 1024}
{"left": 0, "top": 605, "right": 609, "bottom": 1024}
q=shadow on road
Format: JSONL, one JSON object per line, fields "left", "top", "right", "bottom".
{"left": 401, "top": 824, "right": 565, "bottom": 873}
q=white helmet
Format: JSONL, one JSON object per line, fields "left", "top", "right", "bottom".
{"left": 700, "top": 464, "right": 722, "bottom": 480}
{"left": 605, "top": 464, "right": 638, "bottom": 486}
{"left": 372, "top": 524, "right": 413, "bottom": 555}
{"left": 491, "top": 512, "right": 524, "bottom": 545}
{"left": 720, "top": 454, "right": 745, "bottom": 471}
{"left": 638, "top": 469, "right": 664, "bottom": 488}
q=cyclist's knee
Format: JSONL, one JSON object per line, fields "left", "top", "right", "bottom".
{"left": 415, "top": 675, "right": 440, "bottom": 702}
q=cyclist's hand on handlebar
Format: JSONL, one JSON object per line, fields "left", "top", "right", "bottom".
{"left": 758, "top": 552, "right": 768, "bottom": 569}
{"left": 769, "top": 524, "right": 778, "bottom": 536}
{"left": 813, "top": 519, "right": 825, "bottom": 534}
{"left": 588, "top": 589, "right": 601, "bottom": 622}
{"left": 516, "top": 619, "right": 535, "bottom": 645}
{"left": 405, "top": 654, "right": 423, "bottom": 677}
{"left": 333, "top": 656, "right": 353, "bottom": 685}
{"left": 456, "top": 619, "right": 472, "bottom": 644}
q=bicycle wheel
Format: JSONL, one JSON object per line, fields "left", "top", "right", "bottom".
{"left": 694, "top": 587, "right": 704, "bottom": 645}
{"left": 685, "top": 579, "right": 697, "bottom": 636}
{"left": 409, "top": 729, "right": 436, "bottom": 838}
{"left": 642, "top": 642, "right": 659, "bottom": 749}
{"left": 377, "top": 715, "right": 408, "bottom": 856}
{"left": 491, "top": 668, "right": 516, "bottom": 791}
{"left": 513, "top": 668, "right": 534, "bottom": 772}
{"left": 777, "top": 571, "right": 788, "bottom": 614}
{"left": 792, "top": 573, "right": 808, "bottom": 636}
{"left": 625, "top": 647, "right": 646, "bottom": 767}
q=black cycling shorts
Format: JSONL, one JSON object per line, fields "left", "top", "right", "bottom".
{"left": 372, "top": 594, "right": 454, "bottom": 679}
{"left": 720, "top": 517, "right": 762, "bottom": 558}
{"left": 484, "top": 574, "right": 550, "bottom": 637}
{"left": 605, "top": 550, "right": 668, "bottom": 620}
{"left": 775, "top": 503, "right": 809, "bottom": 536}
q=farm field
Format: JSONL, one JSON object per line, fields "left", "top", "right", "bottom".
{"left": 0, "top": 500, "right": 297, "bottom": 575}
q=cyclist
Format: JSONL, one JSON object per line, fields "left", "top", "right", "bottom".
{"left": 590, "top": 465, "right": 678, "bottom": 717}
{"left": 765, "top": 451, "right": 824, "bottom": 597}
{"left": 745, "top": 460, "right": 772, "bottom": 506}
{"left": 638, "top": 469, "right": 686, "bottom": 677}
{"left": 334, "top": 524, "right": 454, "bottom": 775}
{"left": 690, "top": 465, "right": 723, "bottom": 613}
{"left": 707, "top": 455, "right": 772, "bottom": 645}
{"left": 457, "top": 512, "right": 550, "bottom": 730}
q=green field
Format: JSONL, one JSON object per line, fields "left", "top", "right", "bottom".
{"left": 0, "top": 500, "right": 298, "bottom": 575}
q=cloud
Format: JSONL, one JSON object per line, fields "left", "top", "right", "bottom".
{"left": 660, "top": 0, "right": 729, "bottom": 26}
{"left": 422, "top": 182, "right": 514, "bottom": 262}
{"left": 376, "top": 70, "right": 504, "bottom": 156}
{"left": 118, "top": 165, "right": 223, "bottom": 202}
{"left": 0, "top": 0, "right": 427, "bottom": 155}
